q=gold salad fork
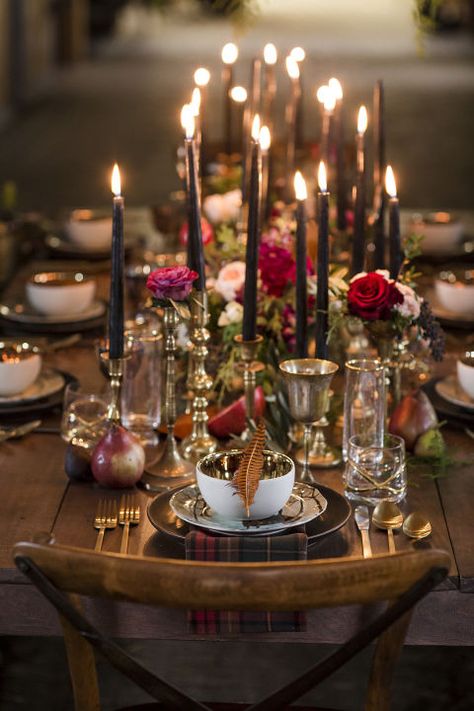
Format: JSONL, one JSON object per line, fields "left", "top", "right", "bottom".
{"left": 119, "top": 495, "right": 141, "bottom": 554}
{"left": 93, "top": 499, "right": 118, "bottom": 552}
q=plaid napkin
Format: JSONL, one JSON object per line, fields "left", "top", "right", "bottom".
{"left": 185, "top": 530, "right": 307, "bottom": 634}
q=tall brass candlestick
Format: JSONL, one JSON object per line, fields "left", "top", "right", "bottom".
{"left": 100, "top": 353, "right": 125, "bottom": 424}
{"left": 181, "top": 290, "right": 217, "bottom": 462}
{"left": 234, "top": 335, "right": 264, "bottom": 442}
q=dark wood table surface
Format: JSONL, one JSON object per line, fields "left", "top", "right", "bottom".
{"left": 0, "top": 257, "right": 473, "bottom": 646}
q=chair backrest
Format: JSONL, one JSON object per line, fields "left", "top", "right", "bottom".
{"left": 14, "top": 540, "right": 450, "bottom": 711}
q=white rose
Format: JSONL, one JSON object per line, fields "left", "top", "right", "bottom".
{"left": 218, "top": 300, "right": 243, "bottom": 327}
{"left": 214, "top": 260, "right": 246, "bottom": 302}
{"left": 394, "top": 282, "right": 421, "bottom": 319}
{"left": 203, "top": 189, "right": 242, "bottom": 224}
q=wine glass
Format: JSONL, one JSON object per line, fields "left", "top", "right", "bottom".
{"left": 279, "top": 358, "right": 338, "bottom": 483}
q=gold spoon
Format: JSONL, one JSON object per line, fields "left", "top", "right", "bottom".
{"left": 372, "top": 501, "right": 404, "bottom": 553}
{"left": 403, "top": 512, "right": 432, "bottom": 540}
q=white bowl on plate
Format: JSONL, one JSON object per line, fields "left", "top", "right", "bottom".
{"left": 196, "top": 449, "right": 295, "bottom": 520}
{"left": 409, "top": 212, "right": 463, "bottom": 256}
{"left": 457, "top": 356, "right": 474, "bottom": 400}
{"left": 435, "top": 275, "right": 474, "bottom": 316}
{"left": 26, "top": 272, "right": 96, "bottom": 317}
{"left": 65, "top": 209, "right": 112, "bottom": 252}
{"left": 0, "top": 343, "right": 42, "bottom": 396}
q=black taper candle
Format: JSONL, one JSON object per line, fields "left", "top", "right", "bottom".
{"left": 352, "top": 107, "right": 367, "bottom": 276}
{"left": 109, "top": 166, "right": 124, "bottom": 360}
{"left": 316, "top": 176, "right": 329, "bottom": 360}
{"left": 373, "top": 80, "right": 386, "bottom": 268}
{"left": 334, "top": 100, "right": 347, "bottom": 231}
{"left": 295, "top": 188, "right": 308, "bottom": 358}
{"left": 222, "top": 64, "right": 233, "bottom": 155}
{"left": 389, "top": 196, "right": 402, "bottom": 279}
{"left": 185, "top": 136, "right": 205, "bottom": 290}
{"left": 242, "top": 133, "right": 261, "bottom": 341}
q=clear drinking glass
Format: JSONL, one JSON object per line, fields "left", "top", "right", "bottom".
{"left": 121, "top": 327, "right": 162, "bottom": 444}
{"left": 344, "top": 434, "right": 407, "bottom": 505}
{"left": 61, "top": 383, "right": 109, "bottom": 450}
{"left": 342, "top": 358, "right": 385, "bottom": 462}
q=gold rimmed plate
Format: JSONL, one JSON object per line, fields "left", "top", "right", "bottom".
{"left": 0, "top": 369, "right": 77, "bottom": 418}
{"left": 435, "top": 375, "right": 474, "bottom": 412}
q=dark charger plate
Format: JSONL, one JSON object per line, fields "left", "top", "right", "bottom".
{"left": 147, "top": 483, "right": 351, "bottom": 545}
{"left": 423, "top": 377, "right": 474, "bottom": 427}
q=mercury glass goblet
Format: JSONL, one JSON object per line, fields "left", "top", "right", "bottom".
{"left": 279, "top": 358, "right": 338, "bottom": 483}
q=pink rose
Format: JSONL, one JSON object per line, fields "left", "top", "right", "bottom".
{"left": 179, "top": 218, "right": 214, "bottom": 247}
{"left": 147, "top": 266, "right": 198, "bottom": 301}
{"left": 214, "top": 261, "right": 246, "bottom": 302}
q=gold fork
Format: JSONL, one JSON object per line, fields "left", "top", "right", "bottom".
{"left": 93, "top": 499, "right": 118, "bottom": 552}
{"left": 119, "top": 495, "right": 141, "bottom": 554}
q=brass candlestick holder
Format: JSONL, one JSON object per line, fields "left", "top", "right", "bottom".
{"left": 181, "top": 290, "right": 217, "bottom": 463}
{"left": 141, "top": 305, "right": 194, "bottom": 491}
{"left": 234, "top": 334, "right": 265, "bottom": 442}
{"left": 100, "top": 353, "right": 126, "bottom": 423}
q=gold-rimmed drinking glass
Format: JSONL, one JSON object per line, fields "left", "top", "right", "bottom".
{"left": 279, "top": 358, "right": 338, "bottom": 483}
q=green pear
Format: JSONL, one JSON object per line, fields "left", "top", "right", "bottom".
{"left": 414, "top": 428, "right": 446, "bottom": 459}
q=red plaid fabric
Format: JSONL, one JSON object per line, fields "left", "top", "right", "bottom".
{"left": 185, "top": 530, "right": 307, "bottom": 634}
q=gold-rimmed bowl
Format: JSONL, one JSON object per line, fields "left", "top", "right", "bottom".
{"left": 435, "top": 268, "right": 474, "bottom": 315}
{"left": 0, "top": 342, "right": 42, "bottom": 396}
{"left": 410, "top": 211, "right": 463, "bottom": 255}
{"left": 196, "top": 449, "right": 295, "bottom": 520}
{"left": 26, "top": 271, "right": 96, "bottom": 316}
{"left": 65, "top": 209, "right": 112, "bottom": 251}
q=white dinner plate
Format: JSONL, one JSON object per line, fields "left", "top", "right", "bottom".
{"left": 169, "top": 482, "right": 328, "bottom": 536}
{"left": 0, "top": 368, "right": 65, "bottom": 406}
{"left": 0, "top": 299, "right": 106, "bottom": 325}
{"left": 435, "top": 375, "right": 474, "bottom": 412}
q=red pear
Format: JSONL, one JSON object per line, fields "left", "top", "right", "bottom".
{"left": 389, "top": 390, "right": 438, "bottom": 451}
{"left": 91, "top": 424, "right": 145, "bottom": 488}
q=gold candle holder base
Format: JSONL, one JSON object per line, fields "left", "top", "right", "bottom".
{"left": 181, "top": 290, "right": 217, "bottom": 463}
{"left": 295, "top": 416, "right": 341, "bottom": 469}
{"left": 100, "top": 352, "right": 126, "bottom": 424}
{"left": 234, "top": 334, "right": 265, "bottom": 442}
{"left": 142, "top": 305, "right": 194, "bottom": 491}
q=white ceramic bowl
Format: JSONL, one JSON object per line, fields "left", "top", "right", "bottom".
{"left": 196, "top": 449, "right": 295, "bottom": 520}
{"left": 0, "top": 344, "right": 42, "bottom": 396}
{"left": 457, "top": 358, "right": 474, "bottom": 400}
{"left": 26, "top": 272, "right": 96, "bottom": 316}
{"left": 435, "top": 278, "right": 474, "bottom": 316}
{"left": 409, "top": 212, "right": 463, "bottom": 256}
{"left": 65, "top": 209, "right": 112, "bottom": 251}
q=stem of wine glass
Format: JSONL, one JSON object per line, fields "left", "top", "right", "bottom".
{"left": 302, "top": 423, "right": 313, "bottom": 483}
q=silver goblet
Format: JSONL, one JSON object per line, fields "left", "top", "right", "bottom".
{"left": 279, "top": 358, "right": 338, "bottom": 483}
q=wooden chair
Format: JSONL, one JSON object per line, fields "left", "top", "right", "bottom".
{"left": 13, "top": 540, "right": 450, "bottom": 711}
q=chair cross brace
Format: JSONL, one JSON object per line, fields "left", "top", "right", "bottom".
{"left": 15, "top": 555, "right": 447, "bottom": 711}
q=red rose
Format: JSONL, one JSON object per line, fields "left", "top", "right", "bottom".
{"left": 259, "top": 243, "right": 296, "bottom": 297}
{"left": 347, "top": 272, "right": 403, "bottom": 321}
{"left": 146, "top": 265, "right": 198, "bottom": 302}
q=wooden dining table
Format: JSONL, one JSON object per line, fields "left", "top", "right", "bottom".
{"left": 0, "top": 246, "right": 473, "bottom": 647}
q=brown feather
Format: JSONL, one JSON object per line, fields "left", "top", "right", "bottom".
{"left": 231, "top": 421, "right": 266, "bottom": 517}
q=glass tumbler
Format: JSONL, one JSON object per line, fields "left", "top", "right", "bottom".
{"left": 344, "top": 434, "right": 407, "bottom": 505}
{"left": 342, "top": 358, "right": 385, "bottom": 462}
{"left": 61, "top": 383, "right": 109, "bottom": 450}
{"left": 121, "top": 327, "right": 162, "bottom": 444}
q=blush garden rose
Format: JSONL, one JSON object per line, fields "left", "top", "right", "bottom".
{"left": 146, "top": 266, "right": 198, "bottom": 302}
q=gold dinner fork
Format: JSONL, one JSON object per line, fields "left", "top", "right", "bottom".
{"left": 119, "top": 495, "right": 141, "bottom": 554}
{"left": 93, "top": 499, "right": 118, "bottom": 552}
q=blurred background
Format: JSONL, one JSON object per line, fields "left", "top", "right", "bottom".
{"left": 0, "top": 0, "right": 472, "bottom": 212}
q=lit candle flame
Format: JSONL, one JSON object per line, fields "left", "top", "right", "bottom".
{"left": 230, "top": 85, "right": 247, "bottom": 103}
{"left": 385, "top": 165, "right": 397, "bottom": 198}
{"left": 263, "top": 43, "right": 277, "bottom": 65}
{"left": 111, "top": 163, "right": 121, "bottom": 197}
{"left": 221, "top": 42, "right": 238, "bottom": 65}
{"left": 323, "top": 89, "right": 336, "bottom": 112}
{"left": 190, "top": 88, "right": 201, "bottom": 116}
{"left": 357, "top": 105, "right": 368, "bottom": 134}
{"left": 285, "top": 56, "right": 300, "bottom": 80}
{"left": 318, "top": 161, "right": 327, "bottom": 192}
{"left": 328, "top": 77, "right": 343, "bottom": 100}
{"left": 251, "top": 114, "right": 261, "bottom": 141}
{"left": 180, "top": 103, "right": 192, "bottom": 130}
{"left": 316, "top": 85, "right": 329, "bottom": 104}
{"left": 194, "top": 67, "right": 210, "bottom": 87}
{"left": 290, "top": 46, "right": 305, "bottom": 62}
{"left": 294, "top": 170, "right": 307, "bottom": 201}
{"left": 259, "top": 125, "right": 271, "bottom": 151}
